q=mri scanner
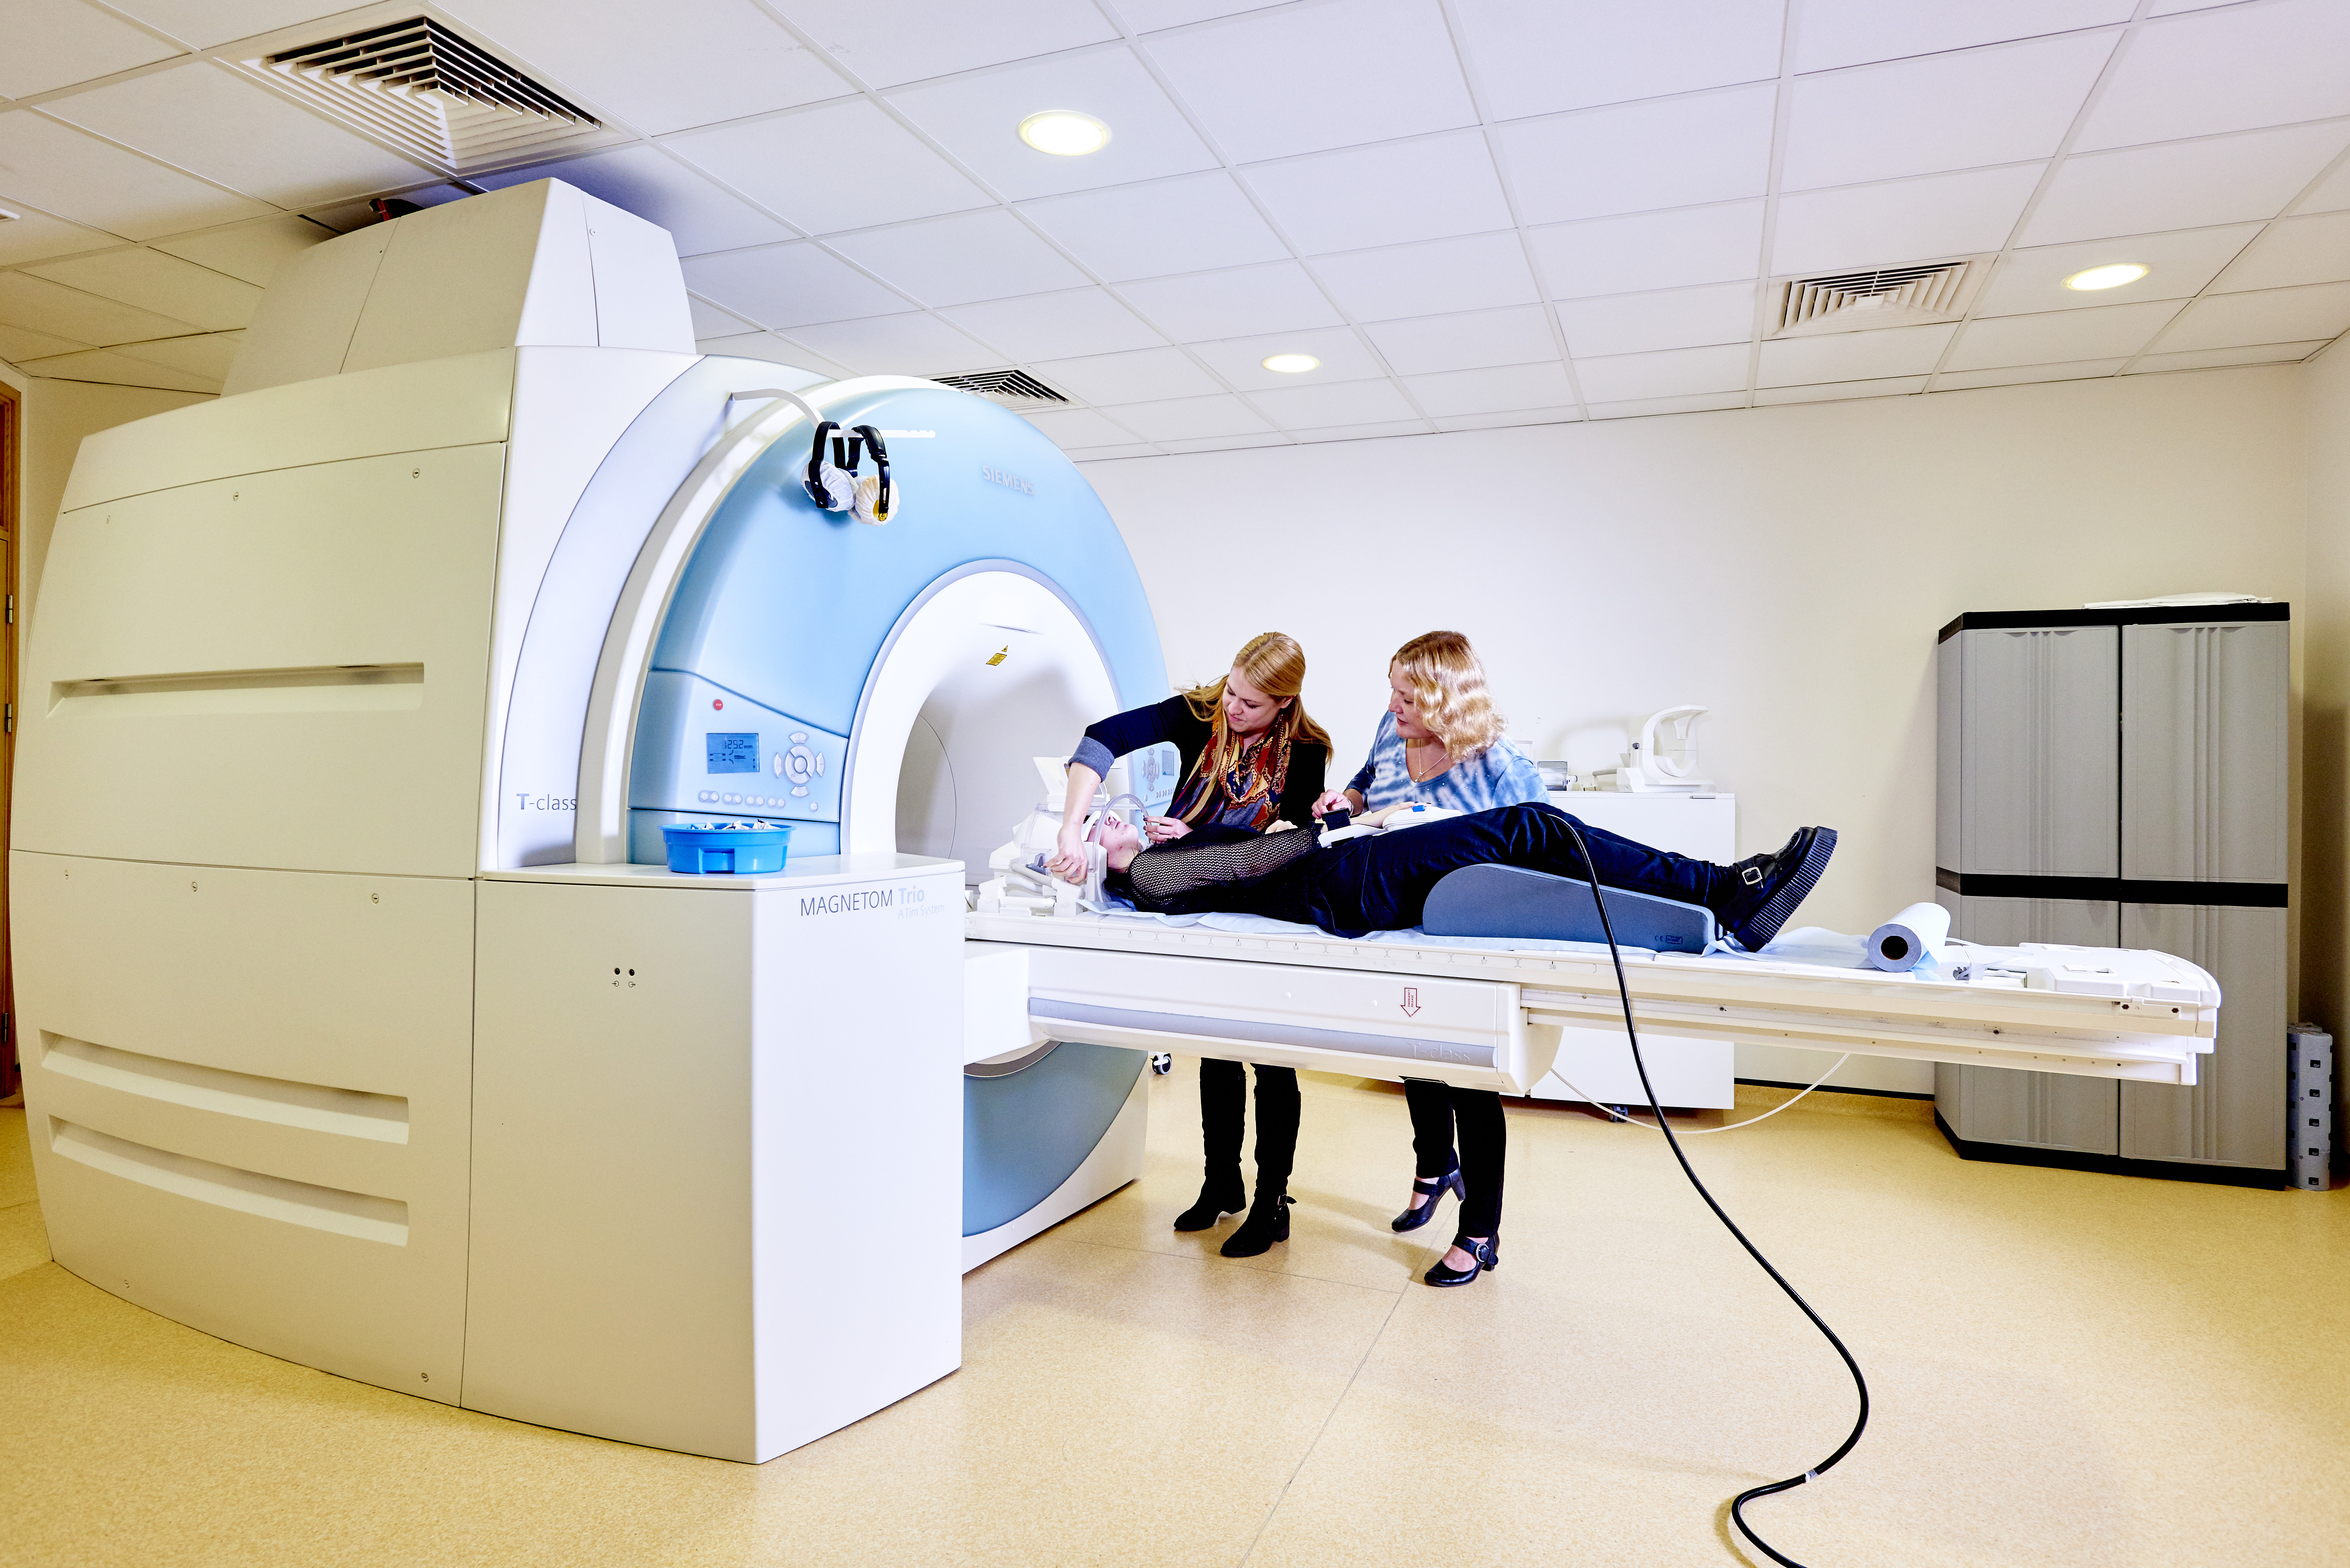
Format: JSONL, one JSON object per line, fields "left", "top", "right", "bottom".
{"left": 11, "top": 180, "right": 2228, "bottom": 1467}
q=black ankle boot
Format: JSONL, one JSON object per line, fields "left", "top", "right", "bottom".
{"left": 1174, "top": 1172, "right": 1247, "bottom": 1232}
{"left": 1219, "top": 1194, "right": 1293, "bottom": 1257}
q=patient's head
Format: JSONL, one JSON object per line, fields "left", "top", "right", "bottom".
{"left": 1090, "top": 812, "right": 1144, "bottom": 871}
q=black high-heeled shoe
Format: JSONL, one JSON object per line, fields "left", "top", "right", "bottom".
{"left": 1174, "top": 1173, "right": 1247, "bottom": 1232}
{"left": 1219, "top": 1194, "right": 1293, "bottom": 1257}
{"left": 1423, "top": 1233, "right": 1498, "bottom": 1287}
{"left": 1391, "top": 1154, "right": 1464, "bottom": 1233}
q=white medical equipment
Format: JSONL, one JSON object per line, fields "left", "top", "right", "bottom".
{"left": 9, "top": 179, "right": 2228, "bottom": 1475}
{"left": 1592, "top": 705, "right": 1714, "bottom": 792}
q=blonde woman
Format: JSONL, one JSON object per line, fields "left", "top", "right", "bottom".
{"left": 1313, "top": 631, "right": 1547, "bottom": 1284}
{"left": 1050, "top": 633, "right": 1331, "bottom": 1257}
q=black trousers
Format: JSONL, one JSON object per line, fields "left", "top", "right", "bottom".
{"left": 1199, "top": 1058, "right": 1299, "bottom": 1196}
{"left": 1404, "top": 1079, "right": 1505, "bottom": 1238}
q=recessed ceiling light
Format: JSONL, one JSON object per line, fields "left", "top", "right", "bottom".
{"left": 1261, "top": 353, "right": 1319, "bottom": 373}
{"left": 1018, "top": 111, "right": 1110, "bottom": 156}
{"left": 2064, "top": 263, "right": 2148, "bottom": 291}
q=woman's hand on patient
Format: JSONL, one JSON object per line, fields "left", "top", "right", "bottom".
{"left": 1144, "top": 815, "right": 1190, "bottom": 843}
{"left": 1311, "top": 788, "right": 1357, "bottom": 820}
{"left": 1047, "top": 826, "right": 1089, "bottom": 882}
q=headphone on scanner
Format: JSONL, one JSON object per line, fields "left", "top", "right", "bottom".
{"left": 728, "top": 388, "right": 898, "bottom": 526}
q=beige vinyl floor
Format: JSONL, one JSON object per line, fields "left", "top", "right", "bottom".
{"left": 2, "top": 1065, "right": 2346, "bottom": 1568}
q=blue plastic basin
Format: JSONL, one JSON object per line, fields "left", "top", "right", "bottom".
{"left": 660, "top": 821, "right": 791, "bottom": 874}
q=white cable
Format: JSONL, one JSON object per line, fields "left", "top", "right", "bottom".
{"left": 1546, "top": 1052, "right": 1851, "bottom": 1135}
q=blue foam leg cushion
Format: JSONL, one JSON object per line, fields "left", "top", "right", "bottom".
{"left": 1422, "top": 864, "right": 1718, "bottom": 953}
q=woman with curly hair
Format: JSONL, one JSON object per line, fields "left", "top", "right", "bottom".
{"left": 1049, "top": 632, "right": 1331, "bottom": 1257}
{"left": 1314, "top": 630, "right": 1549, "bottom": 1283}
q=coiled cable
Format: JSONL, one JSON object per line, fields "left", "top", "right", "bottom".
{"left": 1557, "top": 818, "right": 1869, "bottom": 1568}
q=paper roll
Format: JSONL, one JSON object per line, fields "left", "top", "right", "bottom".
{"left": 1866, "top": 901, "right": 1952, "bottom": 972}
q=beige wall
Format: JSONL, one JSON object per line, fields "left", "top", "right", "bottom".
{"left": 1083, "top": 366, "right": 2311, "bottom": 1090}
{"left": 2301, "top": 348, "right": 2350, "bottom": 1043}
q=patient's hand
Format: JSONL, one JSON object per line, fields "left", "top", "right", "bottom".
{"left": 1356, "top": 801, "right": 1429, "bottom": 829}
{"left": 1144, "top": 815, "right": 1189, "bottom": 842}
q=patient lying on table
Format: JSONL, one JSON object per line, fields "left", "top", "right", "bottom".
{"left": 1090, "top": 802, "right": 1837, "bottom": 951}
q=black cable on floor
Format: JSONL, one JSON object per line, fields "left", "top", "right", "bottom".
{"left": 1558, "top": 818, "right": 1869, "bottom": 1568}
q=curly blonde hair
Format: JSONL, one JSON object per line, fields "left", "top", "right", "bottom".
{"left": 1391, "top": 630, "right": 1504, "bottom": 759}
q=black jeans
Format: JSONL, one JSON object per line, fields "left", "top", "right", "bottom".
{"left": 1199, "top": 1058, "right": 1300, "bottom": 1198}
{"left": 1405, "top": 1079, "right": 1504, "bottom": 1238}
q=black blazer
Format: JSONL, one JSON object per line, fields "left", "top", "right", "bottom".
{"left": 1072, "top": 696, "right": 1328, "bottom": 828}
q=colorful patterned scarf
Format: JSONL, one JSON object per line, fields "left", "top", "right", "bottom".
{"left": 1169, "top": 719, "right": 1295, "bottom": 830}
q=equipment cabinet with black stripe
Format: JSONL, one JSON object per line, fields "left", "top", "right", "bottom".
{"left": 1933, "top": 602, "right": 2290, "bottom": 1185}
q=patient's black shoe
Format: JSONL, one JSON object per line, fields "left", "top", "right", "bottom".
{"left": 1174, "top": 1172, "right": 1248, "bottom": 1232}
{"left": 1220, "top": 1194, "right": 1293, "bottom": 1257}
{"left": 1720, "top": 827, "right": 1838, "bottom": 950}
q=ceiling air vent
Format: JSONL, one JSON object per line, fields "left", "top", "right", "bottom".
{"left": 1769, "top": 258, "right": 1987, "bottom": 338}
{"left": 933, "top": 369, "right": 1070, "bottom": 406}
{"left": 236, "top": 18, "right": 611, "bottom": 176}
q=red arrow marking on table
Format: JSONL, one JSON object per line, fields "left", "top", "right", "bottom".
{"left": 1401, "top": 987, "right": 1421, "bottom": 1017}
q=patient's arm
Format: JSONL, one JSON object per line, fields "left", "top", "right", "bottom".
{"left": 1122, "top": 823, "right": 1323, "bottom": 911}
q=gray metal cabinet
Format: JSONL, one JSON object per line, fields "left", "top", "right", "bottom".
{"left": 1933, "top": 605, "right": 2289, "bottom": 1185}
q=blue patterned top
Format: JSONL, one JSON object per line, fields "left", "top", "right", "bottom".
{"left": 1345, "top": 714, "right": 1547, "bottom": 814}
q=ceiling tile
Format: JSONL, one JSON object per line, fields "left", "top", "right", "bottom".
{"left": 1499, "top": 86, "right": 1776, "bottom": 224}
{"left": 680, "top": 243, "right": 913, "bottom": 328}
{"left": 695, "top": 331, "right": 852, "bottom": 379}
{"left": 2126, "top": 340, "right": 2328, "bottom": 373}
{"left": 1309, "top": 231, "right": 1539, "bottom": 321}
{"left": 454, "top": 0, "right": 851, "bottom": 135}
{"left": 1943, "top": 299, "right": 2181, "bottom": 369}
{"left": 148, "top": 214, "right": 331, "bottom": 285}
{"left": 0, "top": 202, "right": 121, "bottom": 267}
{"left": 1402, "top": 360, "right": 1574, "bottom": 415}
{"left": 1529, "top": 202, "right": 1765, "bottom": 298}
{"left": 1933, "top": 358, "right": 2126, "bottom": 390}
{"left": 1453, "top": 0, "right": 1784, "bottom": 119}
{"left": 1755, "top": 322, "right": 1954, "bottom": 384}
{"left": 1573, "top": 343, "right": 1749, "bottom": 400}
{"left": 2021, "top": 123, "right": 2350, "bottom": 245}
{"left": 1289, "top": 418, "right": 1436, "bottom": 442}
{"left": 2294, "top": 155, "right": 2350, "bottom": 215}
{"left": 1156, "top": 432, "right": 1293, "bottom": 453}
{"left": 0, "top": 270, "right": 195, "bottom": 345}
{"left": 1772, "top": 163, "right": 2044, "bottom": 273}
{"left": 1793, "top": 0, "right": 2132, "bottom": 73}
{"left": 1028, "top": 345, "right": 1221, "bottom": 403}
{"left": 1067, "top": 442, "right": 1166, "bottom": 459}
{"left": 777, "top": 0, "right": 1119, "bottom": 90}
{"left": 1183, "top": 325, "right": 1385, "bottom": 390}
{"left": 665, "top": 99, "right": 991, "bottom": 234}
{"left": 2209, "top": 210, "right": 2350, "bottom": 294}
{"left": 0, "top": 0, "right": 179, "bottom": 98}
{"left": 18, "top": 344, "right": 217, "bottom": 391}
{"left": 687, "top": 294, "right": 757, "bottom": 337}
{"left": 1121, "top": 2, "right": 1291, "bottom": 31}
{"left": 1752, "top": 374, "right": 1927, "bottom": 404}
{"left": 940, "top": 286, "right": 1167, "bottom": 359}
{"left": 1117, "top": 261, "right": 1345, "bottom": 340}
{"left": 101, "top": 0, "right": 348, "bottom": 49}
{"left": 1021, "top": 406, "right": 1147, "bottom": 448}
{"left": 469, "top": 146, "right": 796, "bottom": 257}
{"left": 777, "top": 311, "right": 997, "bottom": 375}
{"left": 1144, "top": 0, "right": 1476, "bottom": 163}
{"left": 0, "top": 322, "right": 93, "bottom": 361}
{"left": 1242, "top": 131, "right": 1512, "bottom": 254}
{"left": 827, "top": 209, "right": 1090, "bottom": 306}
{"left": 2154, "top": 281, "right": 2350, "bottom": 353}
{"left": 1972, "top": 224, "right": 2262, "bottom": 316}
{"left": 1102, "top": 392, "right": 1273, "bottom": 441}
{"left": 45, "top": 64, "right": 430, "bottom": 207}
{"left": 1018, "top": 172, "right": 1289, "bottom": 281}
{"left": 2076, "top": 0, "right": 2350, "bottom": 152}
{"left": 1432, "top": 405, "right": 1581, "bottom": 432}
{"left": 0, "top": 110, "right": 270, "bottom": 238}
{"left": 115, "top": 329, "right": 243, "bottom": 379}
{"left": 1553, "top": 280, "right": 1757, "bottom": 357}
{"left": 1246, "top": 377, "right": 1419, "bottom": 426}
{"left": 886, "top": 46, "right": 1218, "bottom": 201}
{"left": 1782, "top": 33, "right": 2114, "bottom": 192}
{"left": 24, "top": 247, "right": 260, "bottom": 330}
{"left": 1364, "top": 303, "right": 1553, "bottom": 374}
{"left": 1585, "top": 390, "right": 1748, "bottom": 418}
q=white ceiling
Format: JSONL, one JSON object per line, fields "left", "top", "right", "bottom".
{"left": 1, "top": 0, "right": 2347, "bottom": 453}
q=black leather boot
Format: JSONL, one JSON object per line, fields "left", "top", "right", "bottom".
{"left": 1219, "top": 1193, "right": 1294, "bottom": 1257}
{"left": 1173, "top": 1172, "right": 1247, "bottom": 1232}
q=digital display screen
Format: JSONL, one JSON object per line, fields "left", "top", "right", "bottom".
{"left": 706, "top": 732, "right": 760, "bottom": 774}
